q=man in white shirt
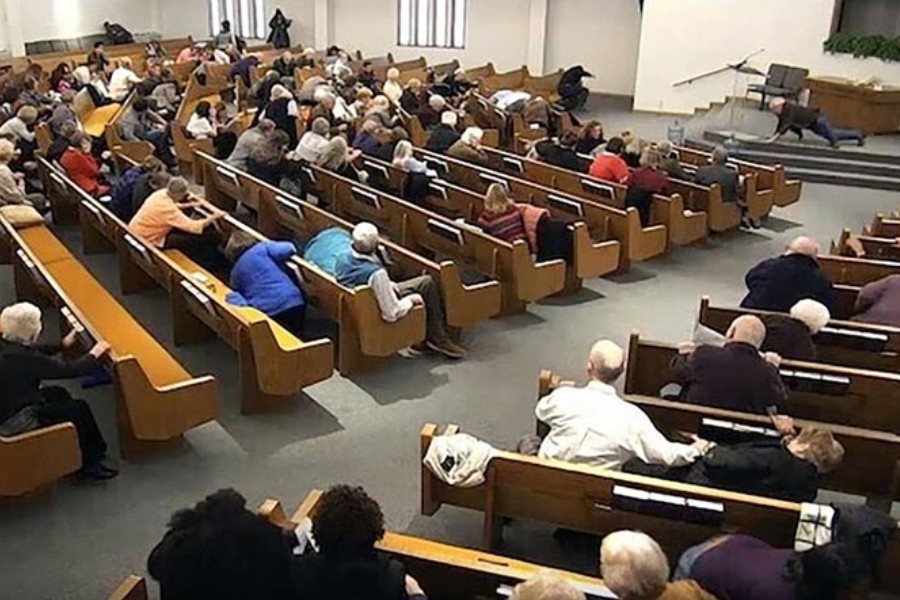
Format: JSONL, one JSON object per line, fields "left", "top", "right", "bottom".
{"left": 108, "top": 57, "right": 143, "bottom": 102}
{"left": 333, "top": 222, "right": 466, "bottom": 359}
{"left": 536, "top": 340, "right": 708, "bottom": 470}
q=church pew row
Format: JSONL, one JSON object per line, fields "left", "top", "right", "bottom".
{"left": 73, "top": 87, "right": 121, "bottom": 139}
{"left": 697, "top": 295, "right": 900, "bottom": 374}
{"left": 478, "top": 145, "right": 709, "bottom": 246}
{"left": 171, "top": 76, "right": 217, "bottom": 178}
{"left": 297, "top": 160, "right": 575, "bottom": 314}
{"left": 50, "top": 158, "right": 337, "bottom": 410}
{"left": 623, "top": 331, "right": 900, "bottom": 434}
{"left": 418, "top": 423, "right": 900, "bottom": 594}
{"left": 539, "top": 370, "right": 900, "bottom": 504}
{"left": 260, "top": 490, "right": 613, "bottom": 600}
{"left": 103, "top": 92, "right": 156, "bottom": 164}
{"left": 818, "top": 254, "right": 900, "bottom": 319}
{"left": 675, "top": 144, "right": 802, "bottom": 208}
{"left": 866, "top": 213, "right": 900, "bottom": 239}
{"left": 194, "top": 151, "right": 502, "bottom": 329}
{"left": 352, "top": 154, "right": 629, "bottom": 278}
{"left": 835, "top": 228, "right": 900, "bottom": 263}
{"left": 477, "top": 66, "right": 563, "bottom": 103}
{"left": 410, "top": 147, "right": 668, "bottom": 268}
{"left": 0, "top": 37, "right": 194, "bottom": 75}
{"left": 0, "top": 215, "right": 220, "bottom": 459}
{"left": 0, "top": 421, "right": 80, "bottom": 497}
{"left": 105, "top": 576, "right": 147, "bottom": 600}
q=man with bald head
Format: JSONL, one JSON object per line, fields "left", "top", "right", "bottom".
{"left": 674, "top": 315, "right": 789, "bottom": 415}
{"left": 740, "top": 235, "right": 836, "bottom": 312}
{"left": 535, "top": 339, "right": 706, "bottom": 470}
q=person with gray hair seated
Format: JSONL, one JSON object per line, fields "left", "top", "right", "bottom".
{"left": 694, "top": 145, "right": 755, "bottom": 228}
{"left": 333, "top": 222, "right": 465, "bottom": 359}
{"left": 294, "top": 117, "right": 331, "bottom": 163}
{"left": 418, "top": 94, "right": 448, "bottom": 130}
{"left": 426, "top": 111, "right": 461, "bottom": 153}
{"left": 533, "top": 340, "right": 707, "bottom": 470}
{"left": 510, "top": 573, "right": 585, "bottom": 600}
{"left": 760, "top": 298, "right": 831, "bottom": 361}
{"left": 227, "top": 119, "right": 276, "bottom": 171}
{"left": 741, "top": 236, "right": 836, "bottom": 313}
{"left": 656, "top": 140, "right": 690, "bottom": 181}
{"left": 674, "top": 315, "right": 789, "bottom": 416}
{"left": 0, "top": 302, "right": 115, "bottom": 480}
{"left": 600, "top": 531, "right": 717, "bottom": 600}
{"left": 447, "top": 126, "right": 488, "bottom": 164}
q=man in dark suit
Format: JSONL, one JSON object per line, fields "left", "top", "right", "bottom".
{"left": 693, "top": 145, "right": 753, "bottom": 227}
{"left": 672, "top": 315, "right": 789, "bottom": 415}
{"left": 741, "top": 236, "right": 836, "bottom": 312}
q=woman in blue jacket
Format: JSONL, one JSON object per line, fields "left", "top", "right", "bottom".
{"left": 224, "top": 231, "right": 306, "bottom": 335}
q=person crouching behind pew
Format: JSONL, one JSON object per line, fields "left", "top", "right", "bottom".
{"left": 224, "top": 231, "right": 307, "bottom": 335}
{"left": 129, "top": 176, "right": 228, "bottom": 277}
{"left": 0, "top": 302, "right": 116, "bottom": 481}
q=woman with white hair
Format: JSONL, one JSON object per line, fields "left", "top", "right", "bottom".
{"left": 316, "top": 136, "right": 366, "bottom": 183}
{"left": 510, "top": 573, "right": 585, "bottom": 600}
{"left": 262, "top": 84, "right": 300, "bottom": 147}
{"left": 0, "top": 302, "right": 116, "bottom": 480}
{"left": 759, "top": 298, "right": 830, "bottom": 361}
{"left": 447, "top": 126, "right": 488, "bottom": 165}
{"left": 364, "top": 95, "right": 399, "bottom": 129}
{"left": 382, "top": 67, "right": 403, "bottom": 104}
{"left": 295, "top": 117, "right": 331, "bottom": 163}
{"left": 600, "top": 531, "right": 716, "bottom": 600}
{"left": 392, "top": 140, "right": 428, "bottom": 174}
{"left": 426, "top": 110, "right": 461, "bottom": 152}
{"left": 0, "top": 139, "right": 43, "bottom": 208}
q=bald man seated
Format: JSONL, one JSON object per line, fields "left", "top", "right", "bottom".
{"left": 740, "top": 236, "right": 836, "bottom": 313}
{"left": 533, "top": 340, "right": 708, "bottom": 471}
{"left": 673, "top": 315, "right": 789, "bottom": 415}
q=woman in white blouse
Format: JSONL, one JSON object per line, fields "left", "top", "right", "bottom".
{"left": 108, "top": 57, "right": 143, "bottom": 102}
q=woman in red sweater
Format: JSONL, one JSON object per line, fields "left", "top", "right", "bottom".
{"left": 477, "top": 183, "right": 527, "bottom": 244}
{"left": 60, "top": 133, "right": 110, "bottom": 197}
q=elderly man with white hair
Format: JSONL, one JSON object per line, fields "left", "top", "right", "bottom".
{"left": 426, "top": 111, "right": 461, "bottom": 153}
{"left": 418, "top": 94, "right": 448, "bottom": 130}
{"left": 447, "top": 126, "right": 489, "bottom": 164}
{"left": 333, "top": 222, "right": 465, "bottom": 359}
{"left": 509, "top": 573, "right": 585, "bottom": 600}
{"left": 534, "top": 339, "right": 707, "bottom": 470}
{"left": 0, "top": 302, "right": 116, "bottom": 480}
{"left": 600, "top": 530, "right": 716, "bottom": 600}
{"left": 741, "top": 235, "right": 836, "bottom": 313}
{"left": 674, "top": 314, "right": 789, "bottom": 416}
{"left": 759, "top": 298, "right": 831, "bottom": 361}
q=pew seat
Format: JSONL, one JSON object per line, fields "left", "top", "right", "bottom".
{"left": 261, "top": 490, "right": 613, "bottom": 600}
{"left": 0, "top": 423, "right": 81, "bottom": 497}
{"left": 0, "top": 218, "right": 220, "bottom": 459}
{"left": 106, "top": 576, "right": 147, "bottom": 600}
{"left": 73, "top": 88, "right": 121, "bottom": 138}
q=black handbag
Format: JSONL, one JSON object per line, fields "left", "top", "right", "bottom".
{"left": 0, "top": 405, "right": 39, "bottom": 437}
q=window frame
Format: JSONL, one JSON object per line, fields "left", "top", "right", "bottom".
{"left": 397, "top": 0, "right": 467, "bottom": 50}
{"left": 208, "top": 0, "right": 266, "bottom": 40}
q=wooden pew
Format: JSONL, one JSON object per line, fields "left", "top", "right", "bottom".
{"left": 666, "top": 178, "right": 742, "bottom": 233}
{"left": 105, "top": 576, "right": 147, "bottom": 600}
{"left": 816, "top": 253, "right": 900, "bottom": 320}
{"left": 697, "top": 295, "right": 900, "bottom": 374}
{"left": 36, "top": 157, "right": 80, "bottom": 225}
{"left": 676, "top": 144, "right": 802, "bottom": 208}
{"left": 540, "top": 370, "right": 900, "bottom": 504}
{"left": 480, "top": 145, "right": 708, "bottom": 247}
{"left": 0, "top": 422, "right": 81, "bottom": 497}
{"left": 419, "top": 422, "right": 900, "bottom": 594}
{"left": 64, "top": 158, "right": 336, "bottom": 411}
{"left": 623, "top": 330, "right": 900, "bottom": 434}
{"left": 260, "top": 490, "right": 614, "bottom": 600}
{"left": 103, "top": 92, "right": 155, "bottom": 164}
{"left": 353, "top": 155, "right": 626, "bottom": 277}
{"left": 0, "top": 216, "right": 220, "bottom": 458}
{"left": 866, "top": 213, "right": 900, "bottom": 239}
{"left": 298, "top": 160, "right": 571, "bottom": 314}
{"left": 834, "top": 227, "right": 900, "bottom": 262}
{"left": 72, "top": 87, "right": 121, "bottom": 138}
{"left": 411, "top": 148, "right": 667, "bottom": 268}
{"left": 666, "top": 158, "right": 771, "bottom": 223}
{"left": 1, "top": 37, "right": 194, "bottom": 75}
{"left": 194, "top": 150, "right": 500, "bottom": 332}
{"left": 188, "top": 155, "right": 429, "bottom": 375}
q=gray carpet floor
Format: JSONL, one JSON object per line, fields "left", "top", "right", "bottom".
{"left": 2, "top": 99, "right": 900, "bottom": 599}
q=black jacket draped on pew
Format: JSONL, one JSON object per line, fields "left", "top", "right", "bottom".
{"left": 760, "top": 313, "right": 817, "bottom": 362}
{"left": 741, "top": 253, "right": 837, "bottom": 313}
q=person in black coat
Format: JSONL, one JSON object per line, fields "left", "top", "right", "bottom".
{"left": 0, "top": 302, "right": 115, "bottom": 480}
{"left": 741, "top": 236, "right": 836, "bottom": 313}
{"left": 672, "top": 315, "right": 789, "bottom": 415}
{"left": 425, "top": 111, "right": 460, "bottom": 153}
{"left": 759, "top": 298, "right": 831, "bottom": 362}
{"left": 291, "top": 485, "right": 428, "bottom": 600}
{"left": 531, "top": 131, "right": 588, "bottom": 173}
{"left": 267, "top": 9, "right": 292, "bottom": 49}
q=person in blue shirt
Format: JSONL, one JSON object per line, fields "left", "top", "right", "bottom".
{"left": 224, "top": 231, "right": 306, "bottom": 335}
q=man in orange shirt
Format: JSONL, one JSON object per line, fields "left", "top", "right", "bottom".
{"left": 129, "top": 176, "right": 227, "bottom": 275}
{"left": 588, "top": 137, "right": 630, "bottom": 184}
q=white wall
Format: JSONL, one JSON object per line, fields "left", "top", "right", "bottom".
{"left": 157, "top": 0, "right": 316, "bottom": 45}
{"left": 635, "top": 0, "right": 900, "bottom": 114}
{"left": 331, "top": 0, "right": 531, "bottom": 73}
{"left": 545, "top": 0, "right": 642, "bottom": 96}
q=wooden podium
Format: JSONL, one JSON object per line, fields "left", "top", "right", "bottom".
{"left": 806, "top": 76, "right": 900, "bottom": 135}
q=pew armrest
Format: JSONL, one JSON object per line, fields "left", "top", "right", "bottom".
{"left": 0, "top": 423, "right": 82, "bottom": 497}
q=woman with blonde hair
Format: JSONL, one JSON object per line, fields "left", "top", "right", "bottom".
{"left": 0, "top": 105, "right": 37, "bottom": 145}
{"left": 510, "top": 573, "right": 585, "bottom": 600}
{"left": 382, "top": 67, "right": 403, "bottom": 104}
{"left": 400, "top": 77, "right": 425, "bottom": 113}
{"left": 476, "top": 183, "right": 527, "bottom": 244}
{"left": 316, "top": 136, "right": 366, "bottom": 183}
{"left": 391, "top": 140, "right": 427, "bottom": 173}
{"left": 0, "top": 139, "right": 42, "bottom": 209}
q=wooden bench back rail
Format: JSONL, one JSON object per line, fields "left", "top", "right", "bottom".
{"left": 106, "top": 576, "right": 148, "bottom": 600}
{"left": 103, "top": 91, "right": 156, "bottom": 164}
{"left": 260, "top": 491, "right": 614, "bottom": 600}
{"left": 297, "top": 159, "right": 571, "bottom": 313}
{"left": 191, "top": 152, "right": 429, "bottom": 374}
{"left": 820, "top": 254, "right": 900, "bottom": 288}
{"left": 867, "top": 214, "right": 900, "bottom": 240}
{"left": 0, "top": 211, "right": 219, "bottom": 459}
{"left": 698, "top": 296, "right": 900, "bottom": 374}
{"left": 540, "top": 370, "right": 900, "bottom": 503}
{"left": 0, "top": 422, "right": 80, "bottom": 497}
{"left": 665, "top": 178, "right": 741, "bottom": 233}
{"left": 73, "top": 153, "right": 335, "bottom": 411}
{"left": 483, "top": 145, "right": 709, "bottom": 248}
{"left": 624, "top": 331, "right": 900, "bottom": 434}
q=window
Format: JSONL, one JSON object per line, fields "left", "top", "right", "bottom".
{"left": 209, "top": 0, "right": 267, "bottom": 40}
{"left": 398, "top": 0, "right": 467, "bottom": 49}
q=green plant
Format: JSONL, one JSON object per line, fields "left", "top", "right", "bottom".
{"left": 823, "top": 32, "right": 900, "bottom": 62}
